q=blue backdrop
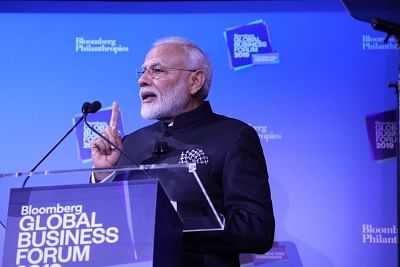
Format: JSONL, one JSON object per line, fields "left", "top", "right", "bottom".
{"left": 0, "top": 0, "right": 398, "bottom": 266}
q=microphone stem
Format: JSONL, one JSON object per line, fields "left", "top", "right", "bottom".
{"left": 22, "top": 116, "right": 84, "bottom": 188}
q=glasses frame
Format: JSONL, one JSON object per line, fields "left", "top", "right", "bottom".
{"left": 136, "top": 65, "right": 199, "bottom": 80}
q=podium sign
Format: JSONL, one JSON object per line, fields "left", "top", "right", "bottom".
{"left": 2, "top": 179, "right": 182, "bottom": 267}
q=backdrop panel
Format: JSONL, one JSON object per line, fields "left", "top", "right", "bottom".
{"left": 0, "top": 1, "right": 398, "bottom": 266}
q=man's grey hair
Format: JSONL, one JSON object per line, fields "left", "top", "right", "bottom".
{"left": 153, "top": 37, "right": 213, "bottom": 100}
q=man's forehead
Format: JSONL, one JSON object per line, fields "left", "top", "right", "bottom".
{"left": 143, "top": 44, "right": 185, "bottom": 66}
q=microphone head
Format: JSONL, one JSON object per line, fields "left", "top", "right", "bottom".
{"left": 90, "top": 101, "right": 102, "bottom": 113}
{"left": 154, "top": 141, "right": 169, "bottom": 154}
{"left": 81, "top": 102, "right": 91, "bottom": 113}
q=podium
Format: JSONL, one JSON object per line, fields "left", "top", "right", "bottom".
{"left": 1, "top": 163, "right": 225, "bottom": 267}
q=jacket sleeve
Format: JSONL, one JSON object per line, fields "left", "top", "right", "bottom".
{"left": 182, "top": 125, "right": 275, "bottom": 254}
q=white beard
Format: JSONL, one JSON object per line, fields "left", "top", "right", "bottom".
{"left": 140, "top": 80, "right": 191, "bottom": 120}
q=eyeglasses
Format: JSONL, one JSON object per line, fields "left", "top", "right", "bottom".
{"left": 136, "top": 65, "right": 198, "bottom": 80}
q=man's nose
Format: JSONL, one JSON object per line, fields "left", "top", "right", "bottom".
{"left": 138, "top": 70, "right": 152, "bottom": 87}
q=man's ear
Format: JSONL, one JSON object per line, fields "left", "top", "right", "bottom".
{"left": 189, "top": 70, "right": 206, "bottom": 96}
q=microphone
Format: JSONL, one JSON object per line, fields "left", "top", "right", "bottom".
{"left": 140, "top": 141, "right": 169, "bottom": 165}
{"left": 153, "top": 141, "right": 169, "bottom": 155}
{"left": 82, "top": 101, "right": 101, "bottom": 114}
{"left": 21, "top": 101, "right": 100, "bottom": 188}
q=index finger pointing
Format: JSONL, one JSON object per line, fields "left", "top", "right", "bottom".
{"left": 109, "top": 101, "right": 120, "bottom": 129}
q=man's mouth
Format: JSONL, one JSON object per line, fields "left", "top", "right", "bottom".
{"left": 141, "top": 91, "right": 157, "bottom": 103}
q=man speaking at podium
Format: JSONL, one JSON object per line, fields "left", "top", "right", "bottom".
{"left": 90, "top": 36, "right": 275, "bottom": 267}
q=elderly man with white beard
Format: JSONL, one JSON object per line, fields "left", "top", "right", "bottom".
{"left": 90, "top": 36, "right": 275, "bottom": 267}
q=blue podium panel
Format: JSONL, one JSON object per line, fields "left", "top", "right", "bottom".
{"left": 2, "top": 180, "right": 182, "bottom": 267}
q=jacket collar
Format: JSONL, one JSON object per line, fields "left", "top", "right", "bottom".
{"left": 160, "top": 101, "right": 213, "bottom": 130}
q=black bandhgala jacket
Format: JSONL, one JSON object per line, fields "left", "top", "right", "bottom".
{"left": 115, "top": 101, "right": 275, "bottom": 267}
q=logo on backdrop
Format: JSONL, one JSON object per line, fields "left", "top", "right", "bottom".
{"left": 251, "top": 124, "right": 283, "bottom": 143}
{"left": 224, "top": 19, "right": 279, "bottom": 70}
{"left": 362, "top": 34, "right": 398, "bottom": 50}
{"left": 74, "top": 106, "right": 125, "bottom": 162}
{"left": 16, "top": 203, "right": 119, "bottom": 266}
{"left": 75, "top": 37, "right": 129, "bottom": 54}
{"left": 361, "top": 224, "right": 398, "bottom": 244}
{"left": 365, "top": 110, "right": 397, "bottom": 160}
